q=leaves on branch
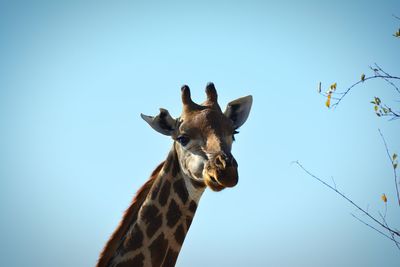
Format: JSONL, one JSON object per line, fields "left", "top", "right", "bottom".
{"left": 318, "top": 63, "right": 400, "bottom": 113}
{"left": 370, "top": 96, "right": 400, "bottom": 119}
{"left": 381, "top": 193, "right": 388, "bottom": 203}
{"left": 326, "top": 93, "right": 331, "bottom": 108}
{"left": 394, "top": 28, "right": 400, "bottom": 38}
{"left": 324, "top": 82, "right": 337, "bottom": 108}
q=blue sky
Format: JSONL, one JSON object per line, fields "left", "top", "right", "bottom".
{"left": 1, "top": 1, "right": 399, "bottom": 266}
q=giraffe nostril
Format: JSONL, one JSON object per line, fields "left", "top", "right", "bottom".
{"left": 214, "top": 155, "right": 226, "bottom": 169}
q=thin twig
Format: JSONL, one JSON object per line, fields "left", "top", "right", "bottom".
{"left": 331, "top": 176, "right": 337, "bottom": 190}
{"left": 378, "top": 129, "right": 400, "bottom": 206}
{"left": 318, "top": 92, "right": 342, "bottom": 101}
{"left": 384, "top": 202, "right": 387, "bottom": 219}
{"left": 372, "top": 64, "right": 400, "bottom": 94}
{"left": 331, "top": 75, "right": 400, "bottom": 108}
{"left": 295, "top": 161, "right": 400, "bottom": 237}
{"left": 374, "top": 63, "right": 390, "bottom": 76}
{"left": 351, "top": 213, "right": 400, "bottom": 248}
{"left": 383, "top": 104, "right": 400, "bottom": 118}
{"left": 379, "top": 211, "right": 400, "bottom": 250}
{"left": 351, "top": 214, "right": 399, "bottom": 244}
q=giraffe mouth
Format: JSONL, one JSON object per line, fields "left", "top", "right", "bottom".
{"left": 209, "top": 176, "right": 218, "bottom": 183}
{"left": 204, "top": 173, "right": 225, "bottom": 191}
{"left": 205, "top": 164, "right": 239, "bottom": 191}
{"left": 205, "top": 176, "right": 225, "bottom": 192}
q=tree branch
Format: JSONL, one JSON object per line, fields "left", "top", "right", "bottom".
{"left": 371, "top": 64, "right": 400, "bottom": 94}
{"left": 331, "top": 75, "right": 400, "bottom": 108}
{"left": 379, "top": 211, "right": 400, "bottom": 250}
{"left": 378, "top": 129, "right": 400, "bottom": 206}
{"left": 351, "top": 213, "right": 400, "bottom": 249}
{"left": 294, "top": 161, "right": 400, "bottom": 238}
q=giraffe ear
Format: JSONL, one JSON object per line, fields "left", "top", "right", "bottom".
{"left": 141, "top": 108, "right": 177, "bottom": 136}
{"left": 224, "top": 95, "right": 253, "bottom": 129}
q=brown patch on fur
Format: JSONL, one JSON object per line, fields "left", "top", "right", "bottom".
{"left": 171, "top": 154, "right": 180, "bottom": 177}
{"left": 141, "top": 204, "right": 162, "bottom": 238}
{"left": 163, "top": 151, "right": 174, "bottom": 173}
{"left": 96, "top": 161, "right": 164, "bottom": 267}
{"left": 189, "top": 200, "right": 197, "bottom": 213}
{"left": 115, "top": 253, "right": 145, "bottom": 267}
{"left": 166, "top": 199, "right": 182, "bottom": 228}
{"left": 122, "top": 224, "right": 143, "bottom": 253}
{"left": 151, "top": 179, "right": 162, "bottom": 200}
{"left": 149, "top": 232, "right": 169, "bottom": 267}
{"left": 173, "top": 179, "right": 188, "bottom": 204}
{"left": 163, "top": 248, "right": 179, "bottom": 267}
{"left": 163, "top": 148, "right": 180, "bottom": 177}
{"left": 190, "top": 178, "right": 206, "bottom": 189}
{"left": 174, "top": 224, "right": 185, "bottom": 246}
{"left": 186, "top": 216, "right": 193, "bottom": 230}
{"left": 158, "top": 180, "right": 171, "bottom": 207}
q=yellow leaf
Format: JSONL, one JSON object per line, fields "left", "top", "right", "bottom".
{"left": 330, "top": 82, "right": 337, "bottom": 91}
{"left": 326, "top": 94, "right": 331, "bottom": 108}
{"left": 361, "top": 74, "right": 365, "bottom": 81}
{"left": 381, "top": 193, "right": 387, "bottom": 203}
{"left": 374, "top": 105, "right": 378, "bottom": 111}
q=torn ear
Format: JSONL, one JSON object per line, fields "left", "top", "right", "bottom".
{"left": 141, "top": 108, "right": 177, "bottom": 136}
{"left": 224, "top": 95, "right": 253, "bottom": 129}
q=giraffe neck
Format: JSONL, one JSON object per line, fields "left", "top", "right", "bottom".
{"left": 98, "top": 146, "right": 206, "bottom": 267}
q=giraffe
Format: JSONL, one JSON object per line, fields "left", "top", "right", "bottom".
{"left": 97, "top": 83, "right": 252, "bottom": 267}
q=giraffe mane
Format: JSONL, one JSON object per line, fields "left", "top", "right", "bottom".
{"left": 96, "top": 161, "right": 165, "bottom": 267}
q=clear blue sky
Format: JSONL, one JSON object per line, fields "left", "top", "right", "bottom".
{"left": 1, "top": 1, "right": 399, "bottom": 266}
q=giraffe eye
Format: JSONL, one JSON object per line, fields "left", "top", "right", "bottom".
{"left": 176, "top": 135, "right": 190, "bottom": 146}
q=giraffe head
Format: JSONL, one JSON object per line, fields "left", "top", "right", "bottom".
{"left": 141, "top": 83, "right": 252, "bottom": 191}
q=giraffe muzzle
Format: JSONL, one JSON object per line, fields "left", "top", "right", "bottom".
{"left": 205, "top": 154, "right": 239, "bottom": 190}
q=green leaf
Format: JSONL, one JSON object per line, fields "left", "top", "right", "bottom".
{"left": 393, "top": 153, "right": 398, "bottom": 161}
{"left": 394, "top": 163, "right": 398, "bottom": 169}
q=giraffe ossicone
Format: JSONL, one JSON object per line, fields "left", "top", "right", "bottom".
{"left": 97, "top": 83, "right": 252, "bottom": 267}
